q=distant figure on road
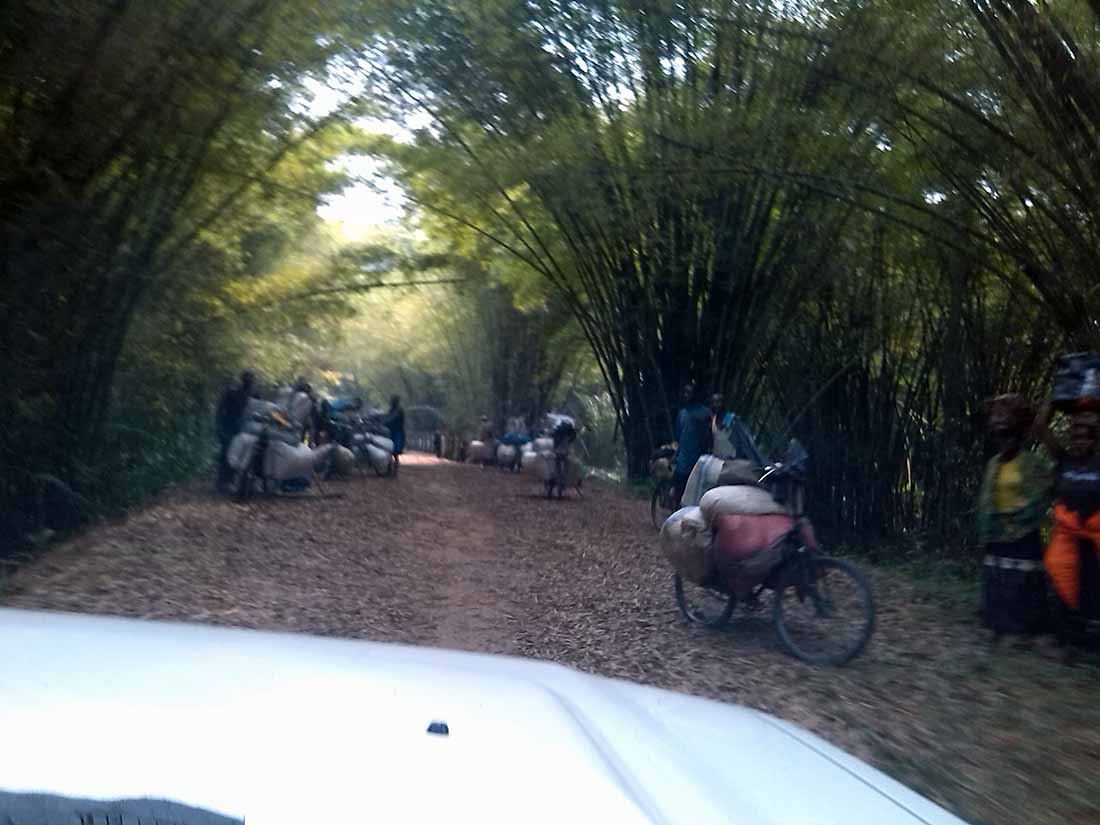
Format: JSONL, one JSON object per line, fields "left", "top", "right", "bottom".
{"left": 385, "top": 395, "right": 406, "bottom": 456}
{"left": 215, "top": 370, "right": 256, "bottom": 492}
{"left": 976, "top": 394, "right": 1051, "bottom": 642}
{"left": 479, "top": 415, "right": 494, "bottom": 443}
{"left": 673, "top": 383, "right": 712, "bottom": 506}
{"left": 551, "top": 415, "right": 577, "bottom": 485}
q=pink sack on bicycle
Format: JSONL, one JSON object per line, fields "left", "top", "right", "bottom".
{"left": 713, "top": 514, "right": 795, "bottom": 595}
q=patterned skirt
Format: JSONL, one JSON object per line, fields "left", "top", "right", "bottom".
{"left": 982, "top": 531, "right": 1048, "bottom": 634}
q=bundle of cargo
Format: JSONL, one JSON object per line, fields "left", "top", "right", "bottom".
{"left": 658, "top": 480, "right": 799, "bottom": 593}
{"left": 699, "top": 484, "right": 787, "bottom": 521}
{"left": 361, "top": 410, "right": 392, "bottom": 439}
{"left": 365, "top": 443, "right": 394, "bottom": 476}
{"left": 520, "top": 449, "right": 541, "bottom": 472}
{"left": 240, "top": 398, "right": 302, "bottom": 446}
{"left": 367, "top": 433, "right": 395, "bottom": 454}
{"left": 466, "top": 439, "right": 495, "bottom": 464}
{"left": 659, "top": 507, "right": 714, "bottom": 584}
{"left": 226, "top": 434, "right": 337, "bottom": 494}
{"left": 534, "top": 451, "right": 586, "bottom": 497}
{"left": 532, "top": 436, "right": 554, "bottom": 452}
{"left": 680, "top": 455, "right": 723, "bottom": 507}
{"left": 496, "top": 443, "right": 518, "bottom": 468}
{"left": 1053, "top": 352, "right": 1100, "bottom": 411}
{"left": 329, "top": 445, "right": 357, "bottom": 477}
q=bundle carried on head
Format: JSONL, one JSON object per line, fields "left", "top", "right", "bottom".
{"left": 1053, "top": 352, "right": 1100, "bottom": 411}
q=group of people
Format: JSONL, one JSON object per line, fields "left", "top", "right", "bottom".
{"left": 478, "top": 413, "right": 578, "bottom": 481}
{"left": 978, "top": 394, "right": 1100, "bottom": 652}
{"left": 214, "top": 371, "right": 407, "bottom": 490}
{"left": 668, "top": 383, "right": 763, "bottom": 505}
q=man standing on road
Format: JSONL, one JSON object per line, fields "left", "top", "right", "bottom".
{"left": 672, "top": 383, "right": 712, "bottom": 506}
{"left": 215, "top": 370, "right": 256, "bottom": 492}
{"left": 385, "top": 395, "right": 406, "bottom": 459}
{"left": 551, "top": 415, "right": 577, "bottom": 488}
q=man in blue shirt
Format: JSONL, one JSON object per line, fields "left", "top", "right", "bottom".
{"left": 673, "top": 383, "right": 712, "bottom": 505}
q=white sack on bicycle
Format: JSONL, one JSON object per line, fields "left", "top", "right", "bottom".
{"left": 497, "top": 444, "right": 517, "bottom": 465}
{"left": 681, "top": 455, "right": 724, "bottom": 507}
{"left": 366, "top": 443, "right": 393, "bottom": 474}
{"left": 700, "top": 485, "right": 786, "bottom": 523}
{"left": 466, "top": 440, "right": 494, "bottom": 463}
{"left": 227, "top": 433, "right": 258, "bottom": 472}
{"left": 534, "top": 451, "right": 584, "bottom": 486}
{"left": 659, "top": 506, "right": 715, "bottom": 584}
{"left": 331, "top": 445, "right": 356, "bottom": 475}
{"left": 368, "top": 434, "right": 395, "bottom": 454}
{"left": 520, "top": 450, "right": 540, "bottom": 472}
{"left": 263, "top": 441, "right": 334, "bottom": 481}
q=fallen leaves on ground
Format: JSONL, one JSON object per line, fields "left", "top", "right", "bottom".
{"left": 2, "top": 454, "right": 1097, "bottom": 825}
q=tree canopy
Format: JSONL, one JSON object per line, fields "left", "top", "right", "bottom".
{"left": 4, "top": 0, "right": 1098, "bottom": 550}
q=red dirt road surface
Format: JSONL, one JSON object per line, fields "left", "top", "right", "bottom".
{"left": 3, "top": 454, "right": 1098, "bottom": 825}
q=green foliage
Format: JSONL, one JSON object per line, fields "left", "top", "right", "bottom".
{"left": 7, "top": 0, "right": 1100, "bottom": 556}
{"left": 358, "top": 0, "right": 1091, "bottom": 547}
{"left": 1, "top": 0, "right": 370, "bottom": 546}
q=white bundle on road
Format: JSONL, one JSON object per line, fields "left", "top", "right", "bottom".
{"left": 368, "top": 434, "right": 395, "bottom": 454}
{"left": 286, "top": 391, "right": 313, "bottom": 430}
{"left": 366, "top": 444, "right": 393, "bottom": 475}
{"left": 331, "top": 445, "right": 356, "bottom": 475}
{"left": 466, "top": 440, "right": 494, "bottom": 464}
{"left": 226, "top": 433, "right": 259, "bottom": 472}
{"left": 263, "top": 441, "right": 335, "bottom": 481}
{"left": 659, "top": 506, "right": 715, "bottom": 584}
{"left": 520, "top": 450, "right": 540, "bottom": 472}
{"left": 496, "top": 444, "right": 517, "bottom": 466}
{"left": 226, "top": 434, "right": 335, "bottom": 481}
{"left": 534, "top": 451, "right": 585, "bottom": 486}
{"left": 533, "top": 437, "right": 554, "bottom": 452}
{"left": 699, "top": 485, "right": 786, "bottom": 523}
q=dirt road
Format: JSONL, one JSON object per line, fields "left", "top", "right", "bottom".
{"left": 3, "top": 455, "right": 1097, "bottom": 825}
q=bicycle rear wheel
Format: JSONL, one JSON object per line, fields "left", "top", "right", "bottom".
{"left": 773, "top": 556, "right": 875, "bottom": 665}
{"left": 651, "top": 480, "right": 677, "bottom": 531}
{"left": 674, "top": 574, "right": 736, "bottom": 628}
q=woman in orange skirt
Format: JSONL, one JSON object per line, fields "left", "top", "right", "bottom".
{"left": 1034, "top": 404, "right": 1100, "bottom": 643}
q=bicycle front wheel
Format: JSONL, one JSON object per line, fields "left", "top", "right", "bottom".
{"left": 773, "top": 556, "right": 875, "bottom": 666}
{"left": 675, "top": 574, "right": 736, "bottom": 628}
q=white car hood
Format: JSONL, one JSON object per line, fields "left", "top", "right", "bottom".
{"left": 0, "top": 609, "right": 966, "bottom": 825}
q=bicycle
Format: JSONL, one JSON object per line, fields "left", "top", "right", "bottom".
{"left": 649, "top": 449, "right": 678, "bottom": 531}
{"left": 651, "top": 478, "right": 678, "bottom": 531}
{"left": 671, "top": 441, "right": 875, "bottom": 666}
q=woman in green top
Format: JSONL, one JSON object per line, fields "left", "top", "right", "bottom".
{"left": 976, "top": 394, "right": 1052, "bottom": 638}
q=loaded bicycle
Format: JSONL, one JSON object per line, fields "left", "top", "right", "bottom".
{"left": 670, "top": 440, "right": 875, "bottom": 666}
{"left": 649, "top": 446, "right": 678, "bottom": 530}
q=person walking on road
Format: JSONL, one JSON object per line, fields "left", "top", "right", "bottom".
{"left": 552, "top": 416, "right": 577, "bottom": 489}
{"left": 385, "top": 395, "right": 406, "bottom": 462}
{"left": 215, "top": 371, "right": 256, "bottom": 492}
{"left": 975, "top": 394, "right": 1051, "bottom": 642}
{"left": 672, "top": 383, "right": 712, "bottom": 506}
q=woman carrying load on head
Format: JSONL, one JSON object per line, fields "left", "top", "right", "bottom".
{"left": 1033, "top": 403, "right": 1100, "bottom": 640}
{"left": 976, "top": 394, "right": 1052, "bottom": 640}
